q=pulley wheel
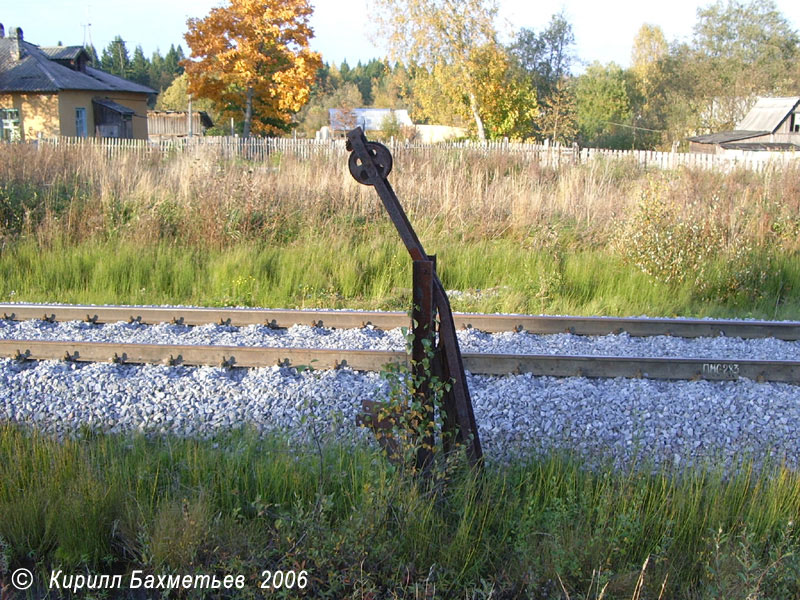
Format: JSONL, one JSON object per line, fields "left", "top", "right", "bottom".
{"left": 348, "top": 142, "right": 393, "bottom": 185}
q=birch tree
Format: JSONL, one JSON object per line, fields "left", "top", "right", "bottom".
{"left": 373, "top": 0, "right": 499, "bottom": 140}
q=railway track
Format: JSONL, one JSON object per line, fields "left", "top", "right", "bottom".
{"left": 4, "top": 303, "right": 800, "bottom": 338}
{"left": 1, "top": 303, "right": 799, "bottom": 384}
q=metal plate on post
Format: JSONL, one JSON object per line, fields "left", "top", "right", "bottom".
{"left": 412, "top": 259, "right": 435, "bottom": 471}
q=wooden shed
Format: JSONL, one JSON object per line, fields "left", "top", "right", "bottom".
{"left": 147, "top": 110, "right": 213, "bottom": 140}
{"left": 93, "top": 98, "right": 134, "bottom": 139}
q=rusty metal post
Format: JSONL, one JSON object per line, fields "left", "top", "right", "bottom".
{"left": 412, "top": 259, "right": 435, "bottom": 471}
{"left": 347, "top": 126, "right": 482, "bottom": 467}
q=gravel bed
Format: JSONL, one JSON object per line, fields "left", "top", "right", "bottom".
{"left": 2, "top": 315, "right": 799, "bottom": 472}
{"left": 1, "top": 358, "right": 798, "bottom": 472}
{"left": 2, "top": 319, "right": 800, "bottom": 360}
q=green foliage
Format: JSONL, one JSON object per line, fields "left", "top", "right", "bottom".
{"left": 335, "top": 59, "right": 388, "bottom": 105}
{"left": 154, "top": 72, "right": 219, "bottom": 127}
{"left": 148, "top": 44, "right": 186, "bottom": 92}
{"left": 93, "top": 35, "right": 185, "bottom": 99}
{"left": 505, "top": 13, "right": 579, "bottom": 143}
{"left": 510, "top": 12, "right": 575, "bottom": 98}
{"left": 1, "top": 423, "right": 799, "bottom": 597}
{"left": 373, "top": 0, "right": 502, "bottom": 140}
{"left": 154, "top": 72, "right": 188, "bottom": 110}
{"left": 379, "top": 111, "right": 403, "bottom": 140}
{"left": 2, "top": 143, "right": 800, "bottom": 319}
{"left": 83, "top": 43, "right": 99, "bottom": 67}
{"left": 0, "top": 535, "right": 8, "bottom": 576}
{"left": 371, "top": 63, "right": 415, "bottom": 110}
{"left": 294, "top": 81, "right": 364, "bottom": 137}
{"left": 361, "top": 324, "right": 456, "bottom": 473}
{"left": 45, "top": 0, "right": 800, "bottom": 148}
{"left": 570, "top": 0, "right": 800, "bottom": 149}
{"left": 129, "top": 45, "right": 150, "bottom": 87}
{"left": 4, "top": 231, "right": 796, "bottom": 319}
{"left": 574, "top": 62, "right": 637, "bottom": 148}
{"left": 699, "top": 524, "right": 800, "bottom": 599}
{"left": 689, "top": 0, "right": 799, "bottom": 128}
{"left": 471, "top": 43, "right": 539, "bottom": 140}
{"left": 536, "top": 77, "right": 578, "bottom": 144}
{"left": 613, "top": 178, "right": 773, "bottom": 303}
{"left": 100, "top": 35, "right": 130, "bottom": 78}
{"left": 300, "top": 60, "right": 415, "bottom": 134}
{"left": 638, "top": 0, "right": 800, "bottom": 144}
{"left": 299, "top": 1, "right": 800, "bottom": 147}
{"left": 628, "top": 24, "right": 671, "bottom": 148}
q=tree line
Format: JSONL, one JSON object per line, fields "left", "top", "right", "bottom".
{"left": 84, "top": 37, "right": 186, "bottom": 97}
{"left": 298, "top": 0, "right": 799, "bottom": 149}
{"left": 89, "top": 0, "right": 800, "bottom": 148}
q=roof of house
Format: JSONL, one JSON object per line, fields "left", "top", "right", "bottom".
{"left": 737, "top": 97, "right": 800, "bottom": 132}
{"left": 687, "top": 130, "right": 768, "bottom": 144}
{"left": 0, "top": 36, "right": 155, "bottom": 94}
{"left": 39, "top": 46, "right": 85, "bottom": 61}
{"left": 720, "top": 141, "right": 800, "bottom": 151}
{"left": 688, "top": 97, "right": 800, "bottom": 146}
{"left": 93, "top": 97, "right": 135, "bottom": 115}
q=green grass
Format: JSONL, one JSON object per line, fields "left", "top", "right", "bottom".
{"left": 2, "top": 233, "right": 799, "bottom": 320}
{"left": 0, "top": 424, "right": 798, "bottom": 598}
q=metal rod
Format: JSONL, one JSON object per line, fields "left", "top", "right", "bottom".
{"left": 347, "top": 128, "right": 427, "bottom": 261}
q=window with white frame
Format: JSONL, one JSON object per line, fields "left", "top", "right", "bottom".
{"left": 0, "top": 108, "right": 20, "bottom": 141}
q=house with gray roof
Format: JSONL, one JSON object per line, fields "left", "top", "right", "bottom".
{"left": 688, "top": 97, "right": 800, "bottom": 154}
{"left": 0, "top": 24, "right": 155, "bottom": 141}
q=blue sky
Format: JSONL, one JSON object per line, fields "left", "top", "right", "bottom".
{"left": 4, "top": 0, "right": 800, "bottom": 72}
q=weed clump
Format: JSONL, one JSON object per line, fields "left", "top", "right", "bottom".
{"left": 614, "top": 178, "right": 773, "bottom": 303}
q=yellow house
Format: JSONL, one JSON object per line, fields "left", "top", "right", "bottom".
{"left": 0, "top": 25, "right": 155, "bottom": 141}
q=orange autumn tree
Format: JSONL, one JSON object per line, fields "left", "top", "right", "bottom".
{"left": 183, "top": 0, "right": 321, "bottom": 137}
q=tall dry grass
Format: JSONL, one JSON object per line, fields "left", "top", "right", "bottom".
{"left": 2, "top": 143, "right": 798, "bottom": 252}
{"left": 2, "top": 143, "right": 799, "bottom": 316}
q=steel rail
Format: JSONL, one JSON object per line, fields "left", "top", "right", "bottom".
{"left": 2, "top": 304, "right": 800, "bottom": 340}
{"left": 1, "top": 339, "right": 798, "bottom": 384}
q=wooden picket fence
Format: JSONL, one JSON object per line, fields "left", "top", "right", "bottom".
{"left": 38, "top": 136, "right": 800, "bottom": 172}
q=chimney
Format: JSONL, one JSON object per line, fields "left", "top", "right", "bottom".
{"left": 12, "top": 27, "right": 22, "bottom": 60}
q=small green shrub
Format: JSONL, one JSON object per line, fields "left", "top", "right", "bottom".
{"left": 614, "top": 179, "right": 772, "bottom": 302}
